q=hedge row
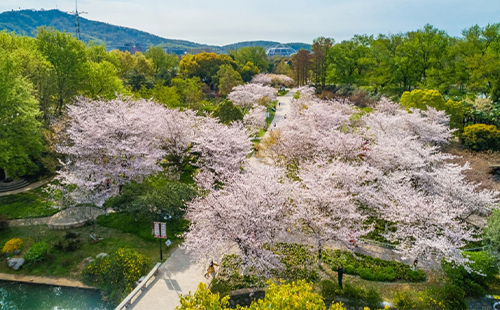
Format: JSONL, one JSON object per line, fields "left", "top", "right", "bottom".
{"left": 322, "top": 249, "right": 426, "bottom": 282}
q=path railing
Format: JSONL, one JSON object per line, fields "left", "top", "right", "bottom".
{"left": 114, "top": 262, "right": 161, "bottom": 310}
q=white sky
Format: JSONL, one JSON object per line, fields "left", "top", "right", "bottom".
{"left": 1, "top": 0, "right": 499, "bottom": 45}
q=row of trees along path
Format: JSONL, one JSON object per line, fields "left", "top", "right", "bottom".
{"left": 131, "top": 88, "right": 491, "bottom": 309}
{"left": 129, "top": 90, "right": 296, "bottom": 310}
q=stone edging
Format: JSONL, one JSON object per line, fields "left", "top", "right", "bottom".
{"left": 0, "top": 272, "right": 94, "bottom": 289}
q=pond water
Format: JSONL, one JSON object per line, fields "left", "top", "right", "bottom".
{"left": 0, "top": 281, "right": 112, "bottom": 310}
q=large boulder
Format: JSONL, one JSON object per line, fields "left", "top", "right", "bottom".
{"left": 7, "top": 258, "right": 25, "bottom": 270}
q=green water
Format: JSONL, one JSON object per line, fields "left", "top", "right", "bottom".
{"left": 0, "top": 281, "right": 112, "bottom": 310}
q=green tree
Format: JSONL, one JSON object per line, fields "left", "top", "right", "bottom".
{"left": 231, "top": 46, "right": 269, "bottom": 72}
{"left": 179, "top": 52, "right": 237, "bottom": 88}
{"left": 460, "top": 24, "right": 500, "bottom": 102}
{"left": 171, "top": 77, "right": 206, "bottom": 108}
{"left": 0, "top": 31, "right": 53, "bottom": 125}
{"left": 216, "top": 64, "right": 243, "bottom": 95}
{"left": 152, "top": 84, "right": 182, "bottom": 108}
{"left": 106, "top": 179, "right": 195, "bottom": 220}
{"left": 0, "top": 53, "right": 43, "bottom": 178}
{"left": 213, "top": 100, "right": 244, "bottom": 124}
{"left": 36, "top": 27, "right": 88, "bottom": 115}
{"left": 311, "top": 37, "right": 334, "bottom": 89}
{"left": 327, "top": 35, "right": 373, "bottom": 86}
{"left": 145, "top": 46, "right": 179, "bottom": 85}
{"left": 238, "top": 61, "right": 260, "bottom": 82}
{"left": 82, "top": 61, "right": 126, "bottom": 99}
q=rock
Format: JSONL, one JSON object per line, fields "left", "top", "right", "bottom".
{"left": 7, "top": 258, "right": 25, "bottom": 270}
{"left": 84, "top": 257, "right": 94, "bottom": 264}
{"left": 96, "top": 253, "right": 108, "bottom": 259}
{"left": 12, "top": 249, "right": 21, "bottom": 255}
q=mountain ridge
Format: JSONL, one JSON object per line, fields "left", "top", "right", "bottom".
{"left": 0, "top": 9, "right": 310, "bottom": 53}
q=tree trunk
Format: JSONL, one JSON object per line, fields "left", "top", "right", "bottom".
{"left": 317, "top": 240, "right": 323, "bottom": 268}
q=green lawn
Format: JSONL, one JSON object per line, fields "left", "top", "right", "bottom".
{"left": 0, "top": 223, "right": 179, "bottom": 279}
{"left": 0, "top": 186, "right": 58, "bottom": 219}
{"left": 97, "top": 212, "right": 188, "bottom": 242}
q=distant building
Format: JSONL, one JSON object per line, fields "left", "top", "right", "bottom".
{"left": 266, "top": 44, "right": 297, "bottom": 57}
{"left": 115, "top": 42, "right": 146, "bottom": 54}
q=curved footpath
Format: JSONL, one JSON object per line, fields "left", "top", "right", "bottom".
{"left": 0, "top": 177, "right": 53, "bottom": 197}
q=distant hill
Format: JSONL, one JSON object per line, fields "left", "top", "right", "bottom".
{"left": 0, "top": 9, "right": 310, "bottom": 53}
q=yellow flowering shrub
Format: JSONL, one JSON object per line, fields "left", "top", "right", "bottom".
{"left": 2, "top": 238, "right": 23, "bottom": 254}
{"left": 81, "top": 248, "right": 150, "bottom": 304}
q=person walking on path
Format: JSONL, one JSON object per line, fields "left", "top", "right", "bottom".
{"left": 204, "top": 260, "right": 219, "bottom": 279}
{"left": 337, "top": 264, "right": 343, "bottom": 289}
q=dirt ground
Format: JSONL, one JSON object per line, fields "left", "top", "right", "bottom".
{"left": 442, "top": 140, "right": 500, "bottom": 192}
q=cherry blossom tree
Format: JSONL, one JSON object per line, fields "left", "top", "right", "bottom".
{"left": 54, "top": 97, "right": 172, "bottom": 238}
{"left": 251, "top": 73, "right": 295, "bottom": 88}
{"left": 293, "top": 159, "right": 376, "bottom": 266}
{"left": 227, "top": 90, "right": 259, "bottom": 110}
{"left": 55, "top": 97, "right": 169, "bottom": 205}
{"left": 268, "top": 74, "right": 295, "bottom": 87}
{"left": 243, "top": 106, "right": 266, "bottom": 135}
{"left": 259, "top": 99, "right": 365, "bottom": 165}
{"left": 228, "top": 83, "right": 277, "bottom": 110}
{"left": 250, "top": 73, "right": 272, "bottom": 85}
{"left": 191, "top": 116, "right": 252, "bottom": 188}
{"left": 183, "top": 162, "right": 294, "bottom": 274}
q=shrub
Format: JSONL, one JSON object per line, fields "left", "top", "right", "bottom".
{"left": 441, "top": 251, "right": 498, "bottom": 297}
{"left": 81, "top": 248, "right": 150, "bottom": 304}
{"left": 2, "top": 238, "right": 23, "bottom": 254}
{"left": 271, "top": 243, "right": 318, "bottom": 282}
{"left": 25, "top": 242, "right": 48, "bottom": 263}
{"left": 323, "top": 249, "right": 426, "bottom": 282}
{"left": 64, "top": 231, "right": 79, "bottom": 239}
{"left": 0, "top": 214, "right": 8, "bottom": 231}
{"left": 366, "top": 287, "right": 383, "bottom": 309}
{"left": 393, "top": 291, "right": 417, "bottom": 309}
{"left": 320, "top": 279, "right": 338, "bottom": 300}
{"left": 461, "top": 124, "right": 500, "bottom": 151}
{"left": 394, "top": 285, "right": 467, "bottom": 310}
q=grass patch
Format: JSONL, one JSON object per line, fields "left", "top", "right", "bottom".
{"left": 277, "top": 90, "right": 289, "bottom": 96}
{"left": 0, "top": 186, "right": 58, "bottom": 219}
{"left": 97, "top": 212, "right": 188, "bottom": 242}
{"left": 0, "top": 224, "right": 171, "bottom": 279}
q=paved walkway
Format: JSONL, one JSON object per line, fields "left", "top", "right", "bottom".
{"left": 130, "top": 248, "right": 211, "bottom": 310}
{"left": 0, "top": 177, "right": 53, "bottom": 197}
{"left": 8, "top": 206, "right": 108, "bottom": 228}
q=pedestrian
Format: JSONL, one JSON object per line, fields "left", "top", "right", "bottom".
{"left": 337, "top": 264, "right": 343, "bottom": 289}
{"left": 204, "top": 260, "right": 219, "bottom": 279}
{"left": 284, "top": 114, "right": 287, "bottom": 119}
{"left": 279, "top": 102, "right": 281, "bottom": 106}
{"left": 273, "top": 123, "right": 276, "bottom": 128}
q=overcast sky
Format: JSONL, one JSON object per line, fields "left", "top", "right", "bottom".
{"left": 1, "top": 0, "right": 499, "bottom": 45}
